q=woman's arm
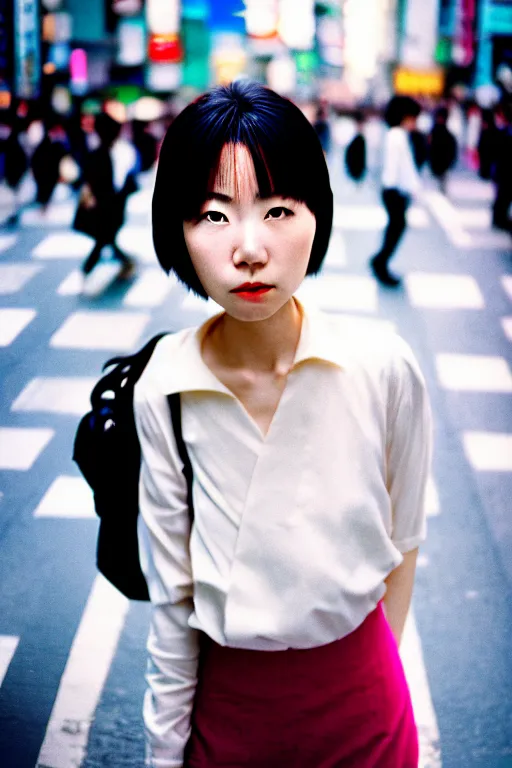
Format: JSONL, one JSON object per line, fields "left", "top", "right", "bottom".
{"left": 383, "top": 547, "right": 418, "bottom": 646}
{"left": 134, "top": 388, "right": 199, "bottom": 768}
{"left": 385, "top": 336, "right": 433, "bottom": 646}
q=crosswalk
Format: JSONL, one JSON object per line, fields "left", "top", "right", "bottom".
{"left": 0, "top": 167, "right": 511, "bottom": 767}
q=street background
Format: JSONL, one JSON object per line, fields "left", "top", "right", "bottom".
{"left": 1, "top": 0, "right": 512, "bottom": 767}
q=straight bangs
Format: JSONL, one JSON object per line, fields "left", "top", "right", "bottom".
{"left": 179, "top": 118, "right": 319, "bottom": 221}
{"left": 153, "top": 81, "right": 333, "bottom": 297}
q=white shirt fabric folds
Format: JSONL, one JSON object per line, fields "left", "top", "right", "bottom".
{"left": 381, "top": 126, "right": 422, "bottom": 196}
{"left": 133, "top": 300, "right": 433, "bottom": 768}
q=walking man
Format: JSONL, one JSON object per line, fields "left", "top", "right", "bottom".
{"left": 370, "top": 96, "right": 422, "bottom": 287}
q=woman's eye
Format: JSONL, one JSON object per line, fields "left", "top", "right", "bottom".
{"left": 204, "top": 211, "right": 228, "bottom": 224}
{"left": 265, "top": 206, "right": 293, "bottom": 220}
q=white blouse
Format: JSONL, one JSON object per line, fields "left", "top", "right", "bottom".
{"left": 381, "top": 126, "right": 422, "bottom": 196}
{"left": 133, "top": 301, "right": 433, "bottom": 768}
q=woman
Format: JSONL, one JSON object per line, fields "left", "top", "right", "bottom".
{"left": 135, "top": 81, "right": 432, "bottom": 768}
{"left": 369, "top": 96, "right": 422, "bottom": 287}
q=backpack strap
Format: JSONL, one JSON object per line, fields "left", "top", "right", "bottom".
{"left": 168, "top": 394, "right": 194, "bottom": 524}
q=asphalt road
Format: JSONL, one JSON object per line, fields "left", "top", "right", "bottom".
{"left": 0, "top": 158, "right": 511, "bottom": 768}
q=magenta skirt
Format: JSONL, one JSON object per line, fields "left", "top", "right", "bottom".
{"left": 185, "top": 602, "right": 418, "bottom": 768}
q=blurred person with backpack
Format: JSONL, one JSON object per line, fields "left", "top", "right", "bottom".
{"left": 369, "top": 95, "right": 422, "bottom": 287}
{"left": 75, "top": 112, "right": 138, "bottom": 279}
{"left": 344, "top": 111, "right": 367, "bottom": 183}
{"left": 428, "top": 105, "right": 458, "bottom": 194}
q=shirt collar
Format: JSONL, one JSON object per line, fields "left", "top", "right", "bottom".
{"left": 159, "top": 297, "right": 345, "bottom": 396}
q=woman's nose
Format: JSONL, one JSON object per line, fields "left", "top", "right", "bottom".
{"left": 233, "top": 220, "right": 268, "bottom": 269}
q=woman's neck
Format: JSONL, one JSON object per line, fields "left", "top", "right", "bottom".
{"left": 206, "top": 298, "right": 303, "bottom": 375}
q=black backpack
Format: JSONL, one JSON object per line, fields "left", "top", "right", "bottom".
{"left": 73, "top": 333, "right": 193, "bottom": 601}
{"left": 345, "top": 134, "right": 366, "bottom": 181}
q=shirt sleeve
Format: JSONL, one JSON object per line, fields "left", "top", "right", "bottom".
{"left": 385, "top": 336, "right": 433, "bottom": 553}
{"left": 134, "top": 388, "right": 199, "bottom": 768}
{"left": 381, "top": 128, "right": 401, "bottom": 190}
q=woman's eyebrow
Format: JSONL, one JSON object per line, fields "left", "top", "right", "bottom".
{"left": 205, "top": 191, "right": 289, "bottom": 203}
{"left": 205, "top": 192, "right": 233, "bottom": 203}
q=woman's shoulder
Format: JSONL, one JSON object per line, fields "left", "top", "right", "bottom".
{"left": 134, "top": 327, "right": 198, "bottom": 403}
{"left": 323, "top": 314, "right": 414, "bottom": 371}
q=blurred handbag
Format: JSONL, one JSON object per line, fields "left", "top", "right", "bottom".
{"left": 72, "top": 183, "right": 99, "bottom": 239}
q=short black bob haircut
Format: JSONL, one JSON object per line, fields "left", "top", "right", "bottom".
{"left": 152, "top": 80, "right": 333, "bottom": 298}
{"left": 384, "top": 95, "right": 421, "bottom": 128}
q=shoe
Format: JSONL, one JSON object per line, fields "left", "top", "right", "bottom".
{"left": 369, "top": 256, "right": 402, "bottom": 287}
{"left": 117, "top": 259, "right": 136, "bottom": 280}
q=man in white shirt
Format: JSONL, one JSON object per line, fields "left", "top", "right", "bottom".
{"left": 370, "top": 95, "right": 422, "bottom": 287}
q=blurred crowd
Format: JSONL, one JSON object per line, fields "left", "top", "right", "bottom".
{"left": 0, "top": 90, "right": 511, "bottom": 285}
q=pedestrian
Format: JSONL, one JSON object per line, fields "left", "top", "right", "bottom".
{"left": 476, "top": 108, "right": 496, "bottom": 180}
{"left": 313, "top": 100, "right": 331, "bottom": 155}
{"left": 0, "top": 113, "right": 28, "bottom": 227}
{"left": 428, "top": 105, "right": 458, "bottom": 194}
{"left": 369, "top": 95, "right": 422, "bottom": 287}
{"left": 344, "top": 110, "right": 367, "bottom": 182}
{"left": 132, "top": 119, "right": 158, "bottom": 173}
{"left": 30, "top": 113, "right": 68, "bottom": 212}
{"left": 74, "top": 112, "right": 137, "bottom": 279}
{"left": 137, "top": 80, "right": 432, "bottom": 768}
{"left": 490, "top": 100, "right": 512, "bottom": 233}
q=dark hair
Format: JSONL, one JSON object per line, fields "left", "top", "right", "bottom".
{"left": 384, "top": 96, "right": 421, "bottom": 128}
{"left": 434, "top": 106, "right": 449, "bottom": 124}
{"left": 95, "top": 113, "right": 122, "bottom": 146}
{"left": 152, "top": 80, "right": 333, "bottom": 298}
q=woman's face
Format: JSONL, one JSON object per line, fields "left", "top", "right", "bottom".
{"left": 183, "top": 143, "right": 316, "bottom": 322}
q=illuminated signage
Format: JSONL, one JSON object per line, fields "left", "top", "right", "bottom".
{"left": 0, "top": 0, "right": 13, "bottom": 101}
{"left": 146, "top": 0, "right": 180, "bottom": 35}
{"left": 148, "top": 34, "right": 183, "bottom": 63}
{"left": 70, "top": 48, "right": 87, "bottom": 94}
{"left": 394, "top": 67, "right": 445, "bottom": 96}
{"left": 452, "top": 0, "right": 477, "bottom": 66}
{"left": 14, "top": 0, "right": 40, "bottom": 98}
{"left": 245, "top": 0, "right": 278, "bottom": 39}
{"left": 118, "top": 18, "right": 145, "bottom": 65}
{"left": 278, "top": 0, "right": 315, "bottom": 50}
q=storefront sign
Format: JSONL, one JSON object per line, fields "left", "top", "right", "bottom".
{"left": 394, "top": 66, "right": 445, "bottom": 96}
{"left": 14, "top": 0, "right": 40, "bottom": 99}
{"left": 245, "top": 0, "right": 278, "bottom": 39}
{"left": 146, "top": 0, "right": 180, "bottom": 35}
{"left": 400, "top": 0, "right": 440, "bottom": 69}
{"left": 278, "top": 0, "right": 315, "bottom": 50}
{"left": 118, "top": 18, "right": 145, "bottom": 65}
{"left": 452, "top": 0, "right": 476, "bottom": 66}
{"left": 0, "top": 0, "right": 13, "bottom": 105}
{"left": 148, "top": 33, "right": 183, "bottom": 63}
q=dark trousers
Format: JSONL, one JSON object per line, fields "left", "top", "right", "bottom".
{"left": 82, "top": 239, "right": 130, "bottom": 275}
{"left": 492, "top": 183, "right": 512, "bottom": 232}
{"left": 374, "top": 189, "right": 410, "bottom": 269}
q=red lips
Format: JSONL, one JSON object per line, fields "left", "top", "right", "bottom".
{"left": 231, "top": 282, "right": 274, "bottom": 302}
{"left": 231, "top": 282, "right": 273, "bottom": 293}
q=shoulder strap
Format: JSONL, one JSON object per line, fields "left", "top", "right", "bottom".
{"left": 90, "top": 333, "right": 168, "bottom": 410}
{"left": 168, "top": 394, "right": 194, "bottom": 523}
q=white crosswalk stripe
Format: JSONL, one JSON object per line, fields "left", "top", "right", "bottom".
{"left": 36, "top": 576, "right": 129, "bottom": 768}
{"left": 0, "top": 636, "right": 19, "bottom": 688}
